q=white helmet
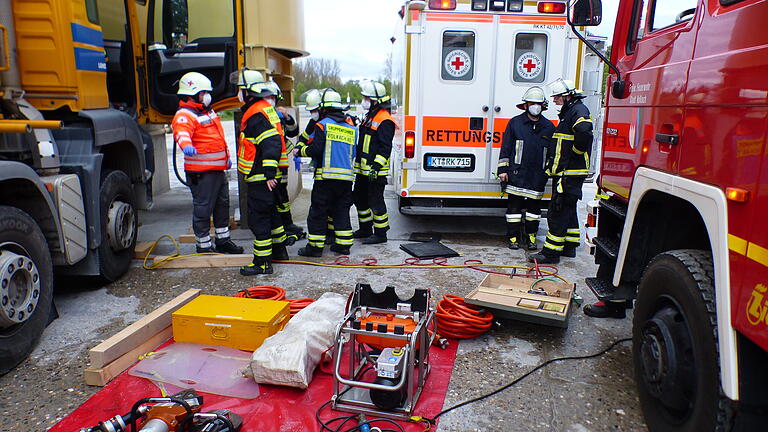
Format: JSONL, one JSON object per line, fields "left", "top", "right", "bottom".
{"left": 359, "top": 80, "right": 390, "bottom": 103}
{"left": 304, "top": 89, "right": 321, "bottom": 111}
{"left": 319, "top": 88, "right": 346, "bottom": 110}
{"left": 516, "top": 86, "right": 547, "bottom": 110}
{"left": 178, "top": 72, "right": 212, "bottom": 96}
{"left": 548, "top": 78, "right": 584, "bottom": 98}
{"left": 229, "top": 69, "right": 273, "bottom": 97}
{"left": 265, "top": 81, "right": 283, "bottom": 100}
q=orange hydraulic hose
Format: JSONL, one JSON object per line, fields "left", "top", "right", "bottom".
{"left": 234, "top": 285, "right": 315, "bottom": 317}
{"left": 436, "top": 294, "right": 493, "bottom": 339}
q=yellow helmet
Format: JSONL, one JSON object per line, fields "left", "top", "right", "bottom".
{"left": 178, "top": 72, "right": 212, "bottom": 96}
{"left": 319, "top": 88, "right": 345, "bottom": 110}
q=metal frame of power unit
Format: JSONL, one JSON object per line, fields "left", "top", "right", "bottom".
{"left": 332, "top": 304, "right": 435, "bottom": 421}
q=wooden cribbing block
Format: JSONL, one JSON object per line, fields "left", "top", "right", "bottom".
{"left": 178, "top": 234, "right": 196, "bottom": 244}
{"left": 152, "top": 254, "right": 252, "bottom": 268}
{"left": 87, "top": 289, "right": 201, "bottom": 368}
{"left": 133, "top": 241, "right": 154, "bottom": 259}
{"left": 84, "top": 326, "right": 172, "bottom": 386}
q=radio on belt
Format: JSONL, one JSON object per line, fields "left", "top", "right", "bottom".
{"left": 376, "top": 348, "right": 405, "bottom": 379}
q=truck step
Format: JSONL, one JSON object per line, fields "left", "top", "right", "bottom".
{"left": 585, "top": 277, "right": 636, "bottom": 303}
{"left": 600, "top": 199, "right": 627, "bottom": 220}
{"left": 593, "top": 236, "right": 619, "bottom": 260}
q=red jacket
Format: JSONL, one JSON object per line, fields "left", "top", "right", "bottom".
{"left": 172, "top": 100, "right": 229, "bottom": 172}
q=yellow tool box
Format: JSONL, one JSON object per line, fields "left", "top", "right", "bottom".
{"left": 172, "top": 295, "right": 290, "bottom": 351}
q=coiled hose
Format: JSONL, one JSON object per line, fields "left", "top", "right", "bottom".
{"left": 435, "top": 294, "right": 493, "bottom": 339}
{"left": 234, "top": 285, "right": 315, "bottom": 317}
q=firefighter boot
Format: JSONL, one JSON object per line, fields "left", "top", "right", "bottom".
{"left": 528, "top": 252, "right": 560, "bottom": 264}
{"left": 330, "top": 244, "right": 351, "bottom": 255}
{"left": 298, "top": 244, "right": 324, "bottom": 257}
{"left": 353, "top": 222, "right": 373, "bottom": 239}
{"left": 239, "top": 257, "right": 274, "bottom": 276}
{"left": 583, "top": 300, "right": 627, "bottom": 319}
{"left": 527, "top": 233, "right": 538, "bottom": 250}
{"left": 507, "top": 237, "right": 520, "bottom": 250}
{"left": 215, "top": 239, "right": 244, "bottom": 254}
{"left": 363, "top": 228, "right": 387, "bottom": 245}
{"left": 284, "top": 224, "right": 306, "bottom": 246}
{"left": 196, "top": 245, "right": 216, "bottom": 254}
{"left": 271, "top": 244, "right": 290, "bottom": 261}
{"left": 562, "top": 246, "right": 577, "bottom": 258}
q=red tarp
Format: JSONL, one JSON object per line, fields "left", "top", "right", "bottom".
{"left": 49, "top": 341, "right": 457, "bottom": 432}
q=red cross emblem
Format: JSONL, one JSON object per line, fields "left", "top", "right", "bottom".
{"left": 522, "top": 59, "right": 537, "bottom": 73}
{"left": 451, "top": 56, "right": 465, "bottom": 71}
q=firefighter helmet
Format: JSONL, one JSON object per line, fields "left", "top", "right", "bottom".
{"left": 177, "top": 72, "right": 213, "bottom": 96}
{"left": 359, "top": 80, "right": 390, "bottom": 103}
{"left": 516, "top": 86, "right": 548, "bottom": 110}
{"left": 548, "top": 78, "right": 584, "bottom": 98}
{"left": 319, "top": 88, "right": 345, "bottom": 110}
{"left": 229, "top": 69, "right": 273, "bottom": 97}
{"left": 265, "top": 81, "right": 283, "bottom": 101}
{"left": 305, "top": 89, "right": 321, "bottom": 111}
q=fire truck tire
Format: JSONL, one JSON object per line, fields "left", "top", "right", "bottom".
{"left": 97, "top": 170, "right": 137, "bottom": 283}
{"left": 0, "top": 206, "right": 54, "bottom": 375}
{"left": 632, "top": 249, "right": 728, "bottom": 432}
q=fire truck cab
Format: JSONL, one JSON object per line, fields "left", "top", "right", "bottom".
{"left": 391, "top": 0, "right": 604, "bottom": 216}
{"left": 574, "top": 0, "right": 768, "bottom": 430}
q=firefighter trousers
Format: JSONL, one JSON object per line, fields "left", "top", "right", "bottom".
{"left": 353, "top": 175, "right": 389, "bottom": 234}
{"left": 543, "top": 191, "right": 581, "bottom": 256}
{"left": 187, "top": 171, "right": 231, "bottom": 249}
{"left": 246, "top": 182, "right": 286, "bottom": 260}
{"left": 505, "top": 195, "right": 542, "bottom": 239}
{"left": 307, "top": 180, "right": 354, "bottom": 248}
{"left": 275, "top": 180, "right": 295, "bottom": 228}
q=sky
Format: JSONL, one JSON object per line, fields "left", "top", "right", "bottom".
{"left": 302, "top": 0, "right": 619, "bottom": 81}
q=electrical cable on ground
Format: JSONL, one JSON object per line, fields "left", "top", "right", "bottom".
{"left": 435, "top": 295, "right": 493, "bottom": 339}
{"left": 233, "top": 285, "right": 315, "bottom": 317}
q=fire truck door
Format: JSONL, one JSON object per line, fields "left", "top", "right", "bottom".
{"left": 145, "top": 0, "right": 240, "bottom": 118}
{"left": 418, "top": 14, "right": 494, "bottom": 183}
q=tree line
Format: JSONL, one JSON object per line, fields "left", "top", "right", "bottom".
{"left": 293, "top": 57, "right": 392, "bottom": 106}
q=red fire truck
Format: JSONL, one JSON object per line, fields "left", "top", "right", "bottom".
{"left": 572, "top": 0, "right": 768, "bottom": 430}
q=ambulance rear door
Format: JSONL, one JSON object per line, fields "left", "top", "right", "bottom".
{"left": 417, "top": 12, "right": 495, "bottom": 184}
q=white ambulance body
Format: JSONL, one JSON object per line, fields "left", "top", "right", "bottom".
{"left": 390, "top": 0, "right": 603, "bottom": 216}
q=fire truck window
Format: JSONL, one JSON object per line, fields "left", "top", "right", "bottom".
{"left": 512, "top": 33, "right": 547, "bottom": 83}
{"left": 158, "top": 0, "right": 236, "bottom": 49}
{"left": 627, "top": 0, "right": 648, "bottom": 54}
{"left": 441, "top": 31, "right": 475, "bottom": 82}
{"left": 649, "top": 0, "right": 697, "bottom": 31}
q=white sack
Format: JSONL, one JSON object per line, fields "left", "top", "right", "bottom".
{"left": 249, "top": 292, "right": 346, "bottom": 388}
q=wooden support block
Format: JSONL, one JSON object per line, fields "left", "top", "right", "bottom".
{"left": 133, "top": 241, "right": 154, "bottom": 259}
{"left": 84, "top": 327, "right": 173, "bottom": 386}
{"left": 152, "top": 254, "right": 252, "bottom": 269}
{"left": 88, "top": 289, "right": 201, "bottom": 368}
{"left": 178, "top": 234, "right": 196, "bottom": 244}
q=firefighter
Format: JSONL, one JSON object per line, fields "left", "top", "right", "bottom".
{"left": 264, "top": 81, "right": 305, "bottom": 245}
{"left": 529, "top": 79, "right": 592, "bottom": 265}
{"left": 293, "top": 88, "right": 357, "bottom": 257}
{"left": 497, "top": 86, "right": 556, "bottom": 250}
{"left": 172, "top": 71, "right": 243, "bottom": 255}
{"left": 353, "top": 81, "right": 396, "bottom": 244}
{"left": 232, "top": 70, "right": 289, "bottom": 275}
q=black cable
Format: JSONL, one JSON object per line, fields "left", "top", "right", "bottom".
{"left": 425, "top": 337, "right": 632, "bottom": 422}
{"left": 172, "top": 137, "right": 190, "bottom": 187}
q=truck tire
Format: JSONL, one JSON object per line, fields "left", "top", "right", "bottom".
{"left": 0, "top": 206, "right": 53, "bottom": 375}
{"left": 97, "top": 170, "right": 137, "bottom": 283}
{"left": 633, "top": 250, "right": 728, "bottom": 432}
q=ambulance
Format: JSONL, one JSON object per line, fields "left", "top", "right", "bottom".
{"left": 390, "top": 0, "right": 605, "bottom": 215}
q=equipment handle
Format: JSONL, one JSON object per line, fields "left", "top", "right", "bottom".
{"left": 655, "top": 133, "right": 679, "bottom": 145}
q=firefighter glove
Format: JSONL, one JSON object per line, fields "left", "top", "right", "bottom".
{"left": 182, "top": 146, "right": 197, "bottom": 156}
{"left": 368, "top": 168, "right": 378, "bottom": 182}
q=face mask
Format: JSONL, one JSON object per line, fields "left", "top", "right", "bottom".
{"left": 237, "top": 90, "right": 245, "bottom": 103}
{"left": 361, "top": 99, "right": 371, "bottom": 110}
{"left": 311, "top": 111, "right": 320, "bottom": 121}
{"left": 267, "top": 97, "right": 276, "bottom": 107}
{"left": 200, "top": 92, "right": 212, "bottom": 107}
{"left": 527, "top": 104, "right": 542, "bottom": 116}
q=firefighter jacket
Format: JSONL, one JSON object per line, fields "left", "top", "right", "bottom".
{"left": 277, "top": 111, "right": 299, "bottom": 173}
{"left": 172, "top": 100, "right": 229, "bottom": 172}
{"left": 355, "top": 103, "right": 396, "bottom": 177}
{"left": 548, "top": 98, "right": 593, "bottom": 197}
{"left": 497, "top": 113, "right": 556, "bottom": 199}
{"left": 296, "top": 110, "right": 357, "bottom": 182}
{"left": 299, "top": 118, "right": 316, "bottom": 145}
{"left": 237, "top": 99, "right": 285, "bottom": 182}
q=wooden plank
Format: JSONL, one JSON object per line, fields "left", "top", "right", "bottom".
{"left": 88, "top": 289, "right": 201, "bottom": 367}
{"left": 152, "top": 254, "right": 252, "bottom": 269}
{"left": 84, "top": 326, "right": 173, "bottom": 386}
{"left": 133, "top": 241, "right": 154, "bottom": 259}
{"left": 178, "top": 234, "right": 196, "bottom": 244}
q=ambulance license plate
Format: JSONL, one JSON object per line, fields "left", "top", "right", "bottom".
{"left": 424, "top": 153, "right": 475, "bottom": 171}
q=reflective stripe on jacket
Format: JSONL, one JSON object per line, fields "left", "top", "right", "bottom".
{"left": 237, "top": 100, "right": 285, "bottom": 182}
{"left": 301, "top": 116, "right": 357, "bottom": 181}
{"left": 172, "top": 101, "right": 229, "bottom": 172}
{"left": 355, "top": 107, "right": 396, "bottom": 176}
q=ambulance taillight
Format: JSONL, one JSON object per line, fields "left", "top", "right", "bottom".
{"left": 537, "top": 2, "right": 566, "bottom": 14}
{"left": 405, "top": 131, "right": 416, "bottom": 159}
{"left": 428, "top": 0, "right": 457, "bottom": 10}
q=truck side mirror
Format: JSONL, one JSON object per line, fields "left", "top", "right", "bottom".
{"left": 569, "top": 0, "right": 603, "bottom": 27}
{"left": 612, "top": 80, "right": 626, "bottom": 99}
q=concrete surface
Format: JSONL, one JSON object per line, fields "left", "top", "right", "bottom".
{"left": 0, "top": 120, "right": 646, "bottom": 432}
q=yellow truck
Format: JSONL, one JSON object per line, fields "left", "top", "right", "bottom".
{"left": 0, "top": 0, "right": 305, "bottom": 374}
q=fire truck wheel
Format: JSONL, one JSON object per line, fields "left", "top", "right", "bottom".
{"left": 97, "top": 170, "right": 137, "bottom": 283}
{"left": 0, "top": 206, "right": 54, "bottom": 375}
{"left": 632, "top": 249, "right": 728, "bottom": 432}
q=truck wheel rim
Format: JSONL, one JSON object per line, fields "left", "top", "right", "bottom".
{"left": 107, "top": 200, "right": 135, "bottom": 251}
{"left": 0, "top": 248, "right": 40, "bottom": 329}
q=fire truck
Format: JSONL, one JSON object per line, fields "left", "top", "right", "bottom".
{"left": 573, "top": 0, "right": 768, "bottom": 430}
{"left": 0, "top": 0, "right": 305, "bottom": 374}
{"left": 390, "top": 0, "right": 605, "bottom": 216}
